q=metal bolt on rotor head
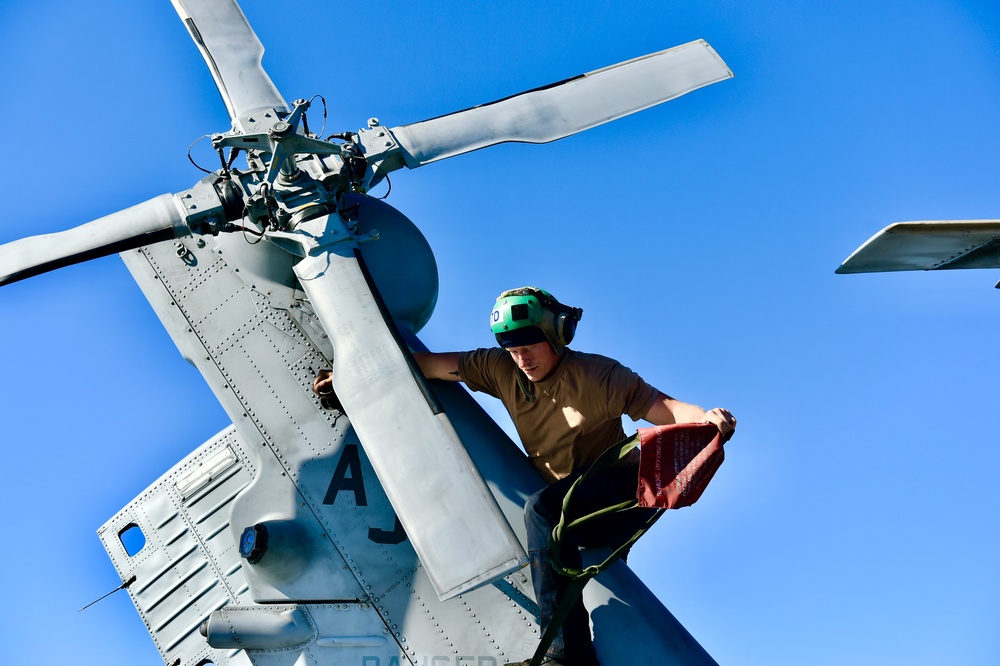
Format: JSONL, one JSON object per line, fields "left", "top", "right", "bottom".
{"left": 367, "top": 118, "right": 380, "bottom": 128}
{"left": 269, "top": 121, "right": 292, "bottom": 138}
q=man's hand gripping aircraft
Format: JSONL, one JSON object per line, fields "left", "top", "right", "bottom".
{"left": 0, "top": 1, "right": 733, "bottom": 665}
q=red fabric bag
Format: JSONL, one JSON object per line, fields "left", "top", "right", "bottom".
{"left": 636, "top": 422, "right": 726, "bottom": 509}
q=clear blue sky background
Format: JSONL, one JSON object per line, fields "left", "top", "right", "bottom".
{"left": 1, "top": 1, "right": 999, "bottom": 664}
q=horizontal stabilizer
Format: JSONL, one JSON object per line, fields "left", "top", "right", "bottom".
{"left": 836, "top": 220, "right": 1000, "bottom": 273}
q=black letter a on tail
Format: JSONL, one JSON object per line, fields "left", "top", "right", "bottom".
{"left": 323, "top": 444, "right": 367, "bottom": 506}
{"left": 323, "top": 444, "right": 406, "bottom": 545}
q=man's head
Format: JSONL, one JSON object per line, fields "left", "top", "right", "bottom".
{"left": 504, "top": 341, "right": 562, "bottom": 382}
{"left": 489, "top": 287, "right": 583, "bottom": 355}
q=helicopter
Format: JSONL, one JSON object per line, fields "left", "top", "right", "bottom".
{"left": 0, "top": 1, "right": 734, "bottom": 665}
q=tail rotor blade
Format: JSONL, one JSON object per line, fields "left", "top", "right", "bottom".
{"left": 292, "top": 216, "right": 526, "bottom": 600}
{"left": 171, "top": 0, "right": 288, "bottom": 120}
{"left": 390, "top": 39, "right": 732, "bottom": 167}
{"left": 0, "top": 194, "right": 189, "bottom": 287}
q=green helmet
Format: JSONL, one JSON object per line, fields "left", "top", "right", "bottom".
{"left": 489, "top": 287, "right": 583, "bottom": 353}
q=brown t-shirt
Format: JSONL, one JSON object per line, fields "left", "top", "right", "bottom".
{"left": 458, "top": 348, "right": 660, "bottom": 483}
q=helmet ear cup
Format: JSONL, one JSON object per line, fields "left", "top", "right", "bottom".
{"left": 554, "top": 311, "right": 577, "bottom": 346}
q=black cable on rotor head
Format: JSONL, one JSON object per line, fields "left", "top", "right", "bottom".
{"left": 186, "top": 135, "right": 214, "bottom": 174}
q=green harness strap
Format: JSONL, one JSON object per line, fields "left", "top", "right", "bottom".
{"left": 528, "top": 433, "right": 665, "bottom": 666}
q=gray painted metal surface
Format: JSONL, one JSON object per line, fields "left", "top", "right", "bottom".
{"left": 171, "top": 0, "right": 289, "bottom": 121}
{"left": 0, "top": 193, "right": 188, "bottom": 286}
{"left": 291, "top": 210, "right": 527, "bottom": 600}
{"left": 97, "top": 234, "right": 718, "bottom": 666}
{"left": 390, "top": 40, "right": 733, "bottom": 167}
{"left": 837, "top": 219, "right": 1000, "bottom": 273}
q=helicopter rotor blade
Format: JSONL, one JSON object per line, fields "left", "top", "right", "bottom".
{"left": 389, "top": 39, "right": 732, "bottom": 167}
{"left": 0, "top": 195, "right": 191, "bottom": 287}
{"left": 836, "top": 220, "right": 1000, "bottom": 274}
{"left": 171, "top": 0, "right": 288, "bottom": 121}
{"left": 286, "top": 212, "right": 526, "bottom": 600}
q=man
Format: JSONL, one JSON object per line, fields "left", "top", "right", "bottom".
{"left": 314, "top": 286, "right": 736, "bottom": 666}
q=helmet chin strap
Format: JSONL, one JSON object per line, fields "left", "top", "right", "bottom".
{"left": 515, "top": 367, "right": 536, "bottom": 403}
{"left": 512, "top": 346, "right": 565, "bottom": 403}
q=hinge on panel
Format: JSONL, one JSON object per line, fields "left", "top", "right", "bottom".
{"left": 283, "top": 295, "right": 335, "bottom": 360}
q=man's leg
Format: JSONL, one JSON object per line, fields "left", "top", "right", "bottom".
{"left": 525, "top": 464, "right": 659, "bottom": 665}
{"left": 525, "top": 474, "right": 600, "bottom": 666}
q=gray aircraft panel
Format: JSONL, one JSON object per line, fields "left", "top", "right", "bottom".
{"left": 100, "top": 227, "right": 718, "bottom": 666}
{"left": 122, "top": 239, "right": 382, "bottom": 603}
{"left": 99, "top": 427, "right": 256, "bottom": 664}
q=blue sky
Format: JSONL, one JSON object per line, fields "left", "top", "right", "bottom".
{"left": 1, "top": 1, "right": 999, "bottom": 664}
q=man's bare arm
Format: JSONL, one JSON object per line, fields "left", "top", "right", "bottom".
{"left": 643, "top": 391, "right": 737, "bottom": 436}
{"left": 412, "top": 351, "right": 463, "bottom": 381}
{"left": 311, "top": 352, "right": 462, "bottom": 401}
